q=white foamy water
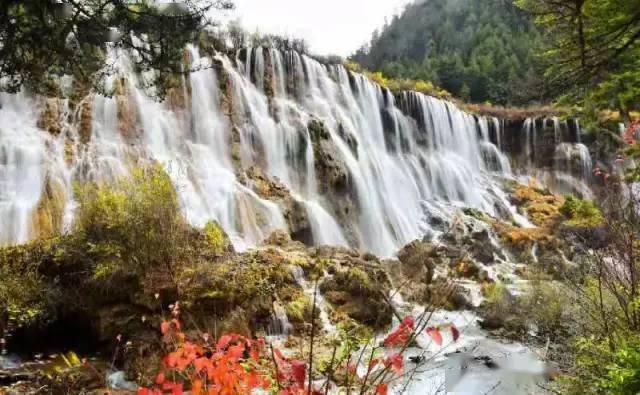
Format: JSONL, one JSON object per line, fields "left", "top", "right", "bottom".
{"left": 0, "top": 45, "right": 592, "bottom": 257}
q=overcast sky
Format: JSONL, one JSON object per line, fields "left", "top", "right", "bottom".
{"left": 225, "top": 0, "right": 412, "bottom": 56}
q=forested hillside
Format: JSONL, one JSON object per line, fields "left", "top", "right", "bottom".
{"left": 352, "top": 0, "right": 543, "bottom": 105}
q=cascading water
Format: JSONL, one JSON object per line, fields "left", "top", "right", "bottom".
{"left": 0, "top": 44, "right": 593, "bottom": 256}
{"left": 502, "top": 116, "right": 594, "bottom": 198}
{"left": 0, "top": 93, "right": 46, "bottom": 245}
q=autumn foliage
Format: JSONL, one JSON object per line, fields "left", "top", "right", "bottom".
{"left": 138, "top": 319, "right": 270, "bottom": 395}
{"left": 139, "top": 306, "right": 460, "bottom": 395}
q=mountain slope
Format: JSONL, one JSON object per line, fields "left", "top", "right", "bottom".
{"left": 352, "top": 0, "right": 544, "bottom": 105}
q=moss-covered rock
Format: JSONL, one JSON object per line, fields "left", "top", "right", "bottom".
{"left": 78, "top": 98, "right": 93, "bottom": 143}
{"left": 452, "top": 257, "right": 489, "bottom": 282}
{"left": 319, "top": 260, "right": 392, "bottom": 329}
{"left": 511, "top": 184, "right": 565, "bottom": 227}
{"left": 30, "top": 178, "right": 66, "bottom": 240}
{"left": 308, "top": 120, "right": 359, "bottom": 244}
{"left": 396, "top": 240, "right": 437, "bottom": 284}
{"left": 242, "top": 166, "right": 312, "bottom": 244}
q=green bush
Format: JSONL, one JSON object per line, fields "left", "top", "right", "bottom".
{"left": 560, "top": 334, "right": 640, "bottom": 395}
{"left": 74, "top": 164, "right": 188, "bottom": 279}
{"left": 560, "top": 195, "right": 604, "bottom": 227}
{"left": 203, "top": 220, "right": 229, "bottom": 255}
{"left": 0, "top": 255, "right": 48, "bottom": 327}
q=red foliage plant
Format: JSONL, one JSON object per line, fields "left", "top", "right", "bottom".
{"left": 138, "top": 316, "right": 321, "bottom": 395}
{"left": 139, "top": 312, "right": 460, "bottom": 394}
{"left": 383, "top": 316, "right": 415, "bottom": 347}
{"left": 138, "top": 318, "right": 271, "bottom": 395}
{"left": 623, "top": 120, "right": 640, "bottom": 146}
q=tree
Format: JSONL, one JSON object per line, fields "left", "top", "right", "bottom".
{"left": 352, "top": 0, "right": 542, "bottom": 105}
{"left": 515, "top": 0, "right": 640, "bottom": 115}
{"left": 0, "top": 0, "right": 233, "bottom": 97}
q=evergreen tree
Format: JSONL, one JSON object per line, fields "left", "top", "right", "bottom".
{"left": 515, "top": 0, "right": 640, "bottom": 116}
{"left": 0, "top": 0, "right": 233, "bottom": 97}
{"left": 353, "top": 0, "right": 543, "bottom": 105}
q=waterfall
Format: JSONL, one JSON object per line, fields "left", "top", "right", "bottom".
{"left": 0, "top": 45, "right": 594, "bottom": 256}
{"left": 0, "top": 93, "right": 47, "bottom": 245}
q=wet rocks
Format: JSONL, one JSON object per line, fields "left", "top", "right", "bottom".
{"left": 37, "top": 98, "right": 62, "bottom": 136}
{"left": 396, "top": 240, "right": 438, "bottom": 284}
{"left": 242, "top": 166, "right": 312, "bottom": 243}
{"left": 388, "top": 239, "right": 474, "bottom": 311}
{"left": 311, "top": 122, "right": 351, "bottom": 194}
{"left": 308, "top": 119, "right": 359, "bottom": 244}
{"left": 337, "top": 123, "right": 359, "bottom": 158}
{"left": 31, "top": 178, "right": 66, "bottom": 240}
{"left": 78, "top": 98, "right": 93, "bottom": 143}
{"left": 319, "top": 255, "right": 393, "bottom": 329}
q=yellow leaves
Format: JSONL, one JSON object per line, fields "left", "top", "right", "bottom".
{"left": 343, "top": 60, "right": 363, "bottom": 73}
{"left": 203, "top": 221, "right": 228, "bottom": 255}
{"left": 512, "top": 184, "right": 565, "bottom": 227}
{"left": 599, "top": 109, "right": 622, "bottom": 122}
{"left": 344, "top": 61, "right": 448, "bottom": 99}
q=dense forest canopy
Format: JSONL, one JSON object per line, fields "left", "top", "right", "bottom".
{"left": 352, "top": 0, "right": 544, "bottom": 105}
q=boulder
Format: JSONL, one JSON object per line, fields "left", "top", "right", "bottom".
{"left": 319, "top": 260, "right": 393, "bottom": 329}
{"left": 396, "top": 240, "right": 437, "bottom": 284}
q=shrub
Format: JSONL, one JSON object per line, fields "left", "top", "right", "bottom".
{"left": 560, "top": 195, "right": 604, "bottom": 227}
{"left": 203, "top": 221, "right": 229, "bottom": 255}
{"left": 0, "top": 250, "right": 50, "bottom": 327}
{"left": 344, "top": 61, "right": 451, "bottom": 99}
{"left": 74, "top": 164, "right": 189, "bottom": 279}
{"left": 561, "top": 334, "right": 640, "bottom": 395}
{"left": 522, "top": 281, "right": 571, "bottom": 341}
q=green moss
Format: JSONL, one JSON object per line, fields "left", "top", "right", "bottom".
{"left": 462, "top": 207, "right": 491, "bottom": 222}
{"left": 512, "top": 184, "right": 564, "bottom": 227}
{"left": 319, "top": 265, "right": 392, "bottom": 329}
{"left": 285, "top": 294, "right": 312, "bottom": 323}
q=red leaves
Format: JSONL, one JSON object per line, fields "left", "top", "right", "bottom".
{"left": 623, "top": 120, "right": 640, "bottom": 145}
{"left": 154, "top": 372, "right": 165, "bottom": 385}
{"left": 216, "top": 334, "right": 232, "bottom": 350}
{"left": 290, "top": 360, "right": 307, "bottom": 388}
{"left": 426, "top": 324, "right": 460, "bottom": 346}
{"left": 161, "top": 319, "right": 181, "bottom": 335}
{"left": 425, "top": 327, "right": 443, "bottom": 346}
{"left": 376, "top": 383, "right": 389, "bottom": 394}
{"left": 144, "top": 318, "right": 270, "bottom": 395}
{"left": 369, "top": 358, "right": 380, "bottom": 371}
{"left": 383, "top": 316, "right": 415, "bottom": 347}
{"left": 273, "top": 348, "right": 309, "bottom": 392}
{"left": 451, "top": 325, "right": 460, "bottom": 342}
{"left": 191, "top": 379, "right": 203, "bottom": 395}
{"left": 383, "top": 353, "right": 403, "bottom": 373}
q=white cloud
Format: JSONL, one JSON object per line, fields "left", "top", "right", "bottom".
{"left": 224, "top": 0, "right": 411, "bottom": 56}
